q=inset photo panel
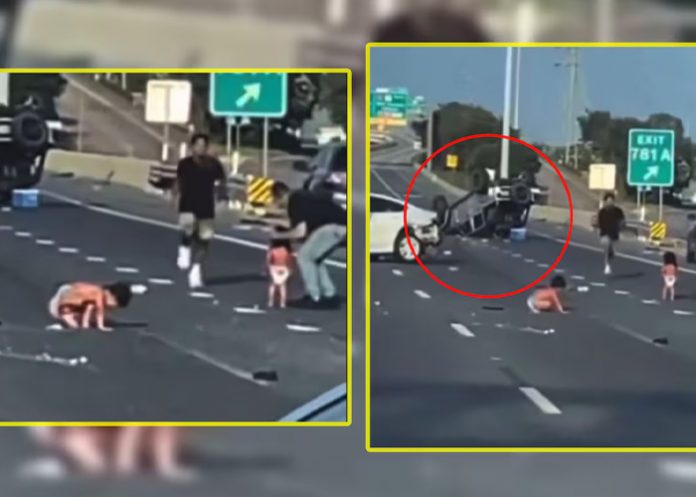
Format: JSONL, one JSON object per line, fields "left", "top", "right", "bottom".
{"left": 366, "top": 43, "right": 696, "bottom": 450}
{"left": 0, "top": 69, "right": 351, "bottom": 425}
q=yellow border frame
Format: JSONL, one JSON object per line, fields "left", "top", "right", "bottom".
{"left": 365, "top": 42, "right": 696, "bottom": 452}
{"left": 0, "top": 68, "right": 352, "bottom": 428}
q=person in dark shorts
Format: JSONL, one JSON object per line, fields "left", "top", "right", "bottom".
{"left": 174, "top": 133, "right": 227, "bottom": 289}
{"left": 596, "top": 192, "right": 625, "bottom": 275}
{"left": 269, "top": 182, "right": 347, "bottom": 309}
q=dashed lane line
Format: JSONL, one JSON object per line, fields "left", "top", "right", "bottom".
{"left": 58, "top": 247, "right": 79, "bottom": 254}
{"left": 392, "top": 269, "right": 404, "bottom": 276}
{"left": 115, "top": 266, "right": 139, "bottom": 274}
{"left": 451, "top": 323, "right": 475, "bottom": 338}
{"left": 414, "top": 290, "right": 431, "bottom": 299}
{"left": 86, "top": 256, "right": 107, "bottom": 263}
{"left": 519, "top": 387, "right": 562, "bottom": 415}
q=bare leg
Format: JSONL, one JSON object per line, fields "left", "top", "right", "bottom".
{"left": 268, "top": 284, "right": 276, "bottom": 307}
{"left": 61, "top": 429, "right": 108, "bottom": 476}
{"left": 113, "top": 427, "right": 144, "bottom": 476}
{"left": 280, "top": 283, "right": 287, "bottom": 308}
{"left": 151, "top": 428, "right": 195, "bottom": 481}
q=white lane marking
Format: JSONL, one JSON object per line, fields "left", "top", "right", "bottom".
{"left": 234, "top": 306, "right": 267, "bottom": 315}
{"left": 414, "top": 289, "right": 431, "bottom": 299}
{"left": 392, "top": 269, "right": 404, "bottom": 276}
{"left": 512, "top": 253, "right": 522, "bottom": 258}
{"left": 524, "top": 258, "right": 535, "bottom": 263}
{"left": 371, "top": 169, "right": 403, "bottom": 199}
{"left": 571, "top": 275, "right": 585, "bottom": 280}
{"left": 43, "top": 190, "right": 347, "bottom": 269}
{"left": 614, "top": 290, "right": 630, "bottom": 295}
{"left": 147, "top": 278, "right": 174, "bottom": 285}
{"left": 86, "top": 256, "right": 106, "bottom": 263}
{"left": 1, "top": 207, "right": 10, "bottom": 212}
{"left": 36, "top": 239, "right": 55, "bottom": 246}
{"left": 577, "top": 286, "right": 589, "bottom": 293}
{"left": 130, "top": 284, "right": 148, "bottom": 295}
{"left": 555, "top": 268, "right": 565, "bottom": 273}
{"left": 58, "top": 247, "right": 79, "bottom": 254}
{"left": 14, "top": 231, "right": 31, "bottom": 238}
{"left": 519, "top": 387, "right": 562, "bottom": 415}
{"left": 115, "top": 266, "right": 139, "bottom": 274}
{"left": 642, "top": 299, "right": 659, "bottom": 305}
{"left": 189, "top": 291, "right": 214, "bottom": 299}
{"left": 608, "top": 322, "right": 655, "bottom": 345}
{"left": 451, "top": 323, "right": 475, "bottom": 338}
{"left": 287, "top": 323, "right": 321, "bottom": 333}
{"left": 444, "top": 250, "right": 452, "bottom": 256}
{"left": 0, "top": 225, "right": 12, "bottom": 230}
{"left": 537, "top": 263, "right": 550, "bottom": 268}
{"left": 674, "top": 310, "right": 694, "bottom": 316}
{"left": 448, "top": 266, "right": 459, "bottom": 272}
{"left": 138, "top": 330, "right": 268, "bottom": 385}
{"left": 658, "top": 459, "right": 696, "bottom": 482}
{"left": 590, "top": 282, "right": 606, "bottom": 287}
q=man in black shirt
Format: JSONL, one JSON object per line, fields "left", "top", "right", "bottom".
{"left": 175, "top": 133, "right": 227, "bottom": 289}
{"left": 597, "top": 192, "right": 625, "bottom": 275}
{"left": 270, "top": 182, "right": 347, "bottom": 308}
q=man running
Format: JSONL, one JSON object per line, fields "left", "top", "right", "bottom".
{"left": 174, "top": 133, "right": 227, "bottom": 289}
{"left": 269, "top": 182, "right": 346, "bottom": 309}
{"left": 597, "top": 192, "right": 625, "bottom": 275}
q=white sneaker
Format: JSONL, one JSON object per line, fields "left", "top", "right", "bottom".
{"left": 189, "top": 264, "right": 203, "bottom": 289}
{"left": 604, "top": 264, "right": 612, "bottom": 275}
{"left": 177, "top": 246, "right": 191, "bottom": 270}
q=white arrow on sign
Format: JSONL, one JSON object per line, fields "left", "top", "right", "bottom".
{"left": 643, "top": 165, "right": 659, "bottom": 181}
{"left": 235, "top": 83, "right": 261, "bottom": 108}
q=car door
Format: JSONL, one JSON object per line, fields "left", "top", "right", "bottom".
{"left": 370, "top": 196, "right": 405, "bottom": 252}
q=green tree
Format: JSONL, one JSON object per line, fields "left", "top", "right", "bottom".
{"left": 318, "top": 74, "right": 347, "bottom": 129}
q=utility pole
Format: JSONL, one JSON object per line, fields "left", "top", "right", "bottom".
{"left": 564, "top": 48, "right": 579, "bottom": 169}
{"left": 513, "top": 47, "right": 521, "bottom": 131}
{"left": 500, "top": 46, "right": 513, "bottom": 180}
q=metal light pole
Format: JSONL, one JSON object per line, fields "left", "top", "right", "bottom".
{"left": 500, "top": 46, "right": 513, "bottom": 180}
{"left": 563, "top": 48, "right": 578, "bottom": 169}
{"left": 513, "top": 47, "right": 521, "bottom": 131}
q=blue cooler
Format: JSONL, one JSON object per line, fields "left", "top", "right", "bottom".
{"left": 510, "top": 227, "right": 527, "bottom": 241}
{"left": 12, "top": 189, "right": 39, "bottom": 209}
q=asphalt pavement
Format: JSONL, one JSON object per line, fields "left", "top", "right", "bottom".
{"left": 0, "top": 174, "right": 346, "bottom": 422}
{"left": 370, "top": 134, "right": 696, "bottom": 447}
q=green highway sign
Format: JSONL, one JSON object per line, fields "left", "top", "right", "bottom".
{"left": 371, "top": 87, "right": 410, "bottom": 118}
{"left": 627, "top": 128, "right": 675, "bottom": 187}
{"left": 210, "top": 73, "right": 287, "bottom": 118}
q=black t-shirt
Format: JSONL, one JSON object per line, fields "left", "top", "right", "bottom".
{"left": 177, "top": 155, "right": 226, "bottom": 219}
{"left": 288, "top": 190, "right": 346, "bottom": 237}
{"left": 598, "top": 205, "right": 625, "bottom": 240}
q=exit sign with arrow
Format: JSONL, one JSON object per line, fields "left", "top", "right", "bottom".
{"left": 627, "top": 128, "right": 675, "bottom": 187}
{"left": 209, "top": 73, "right": 288, "bottom": 118}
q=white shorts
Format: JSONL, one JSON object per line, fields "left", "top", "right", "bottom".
{"left": 270, "top": 266, "right": 290, "bottom": 286}
{"left": 664, "top": 275, "right": 676, "bottom": 288}
{"left": 48, "top": 284, "right": 72, "bottom": 318}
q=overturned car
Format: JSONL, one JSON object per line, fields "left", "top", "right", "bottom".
{"left": 0, "top": 104, "right": 50, "bottom": 201}
{"left": 370, "top": 169, "right": 539, "bottom": 262}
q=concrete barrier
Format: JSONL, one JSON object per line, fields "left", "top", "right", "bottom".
{"left": 45, "top": 149, "right": 152, "bottom": 190}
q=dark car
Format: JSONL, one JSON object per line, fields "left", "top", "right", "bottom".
{"left": 303, "top": 141, "right": 347, "bottom": 194}
{"left": 687, "top": 214, "right": 696, "bottom": 263}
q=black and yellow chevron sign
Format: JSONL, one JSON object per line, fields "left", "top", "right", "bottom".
{"left": 649, "top": 221, "right": 667, "bottom": 242}
{"left": 246, "top": 177, "right": 274, "bottom": 206}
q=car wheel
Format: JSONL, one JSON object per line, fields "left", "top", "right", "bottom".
{"left": 394, "top": 230, "right": 422, "bottom": 262}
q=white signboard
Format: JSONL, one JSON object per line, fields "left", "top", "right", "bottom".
{"left": 145, "top": 80, "right": 192, "bottom": 124}
{"left": 589, "top": 163, "right": 616, "bottom": 191}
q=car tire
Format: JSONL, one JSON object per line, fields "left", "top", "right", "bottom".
{"left": 394, "top": 229, "right": 422, "bottom": 262}
{"left": 11, "top": 110, "right": 49, "bottom": 150}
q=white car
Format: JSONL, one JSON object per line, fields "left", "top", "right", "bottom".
{"left": 370, "top": 193, "right": 440, "bottom": 262}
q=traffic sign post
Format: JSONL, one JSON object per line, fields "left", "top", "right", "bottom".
{"left": 210, "top": 73, "right": 288, "bottom": 178}
{"left": 628, "top": 128, "right": 675, "bottom": 221}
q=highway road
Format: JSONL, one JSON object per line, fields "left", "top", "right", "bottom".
{"left": 0, "top": 173, "right": 346, "bottom": 422}
{"left": 370, "top": 132, "right": 696, "bottom": 447}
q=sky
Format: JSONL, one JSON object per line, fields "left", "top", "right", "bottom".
{"left": 370, "top": 47, "right": 696, "bottom": 146}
